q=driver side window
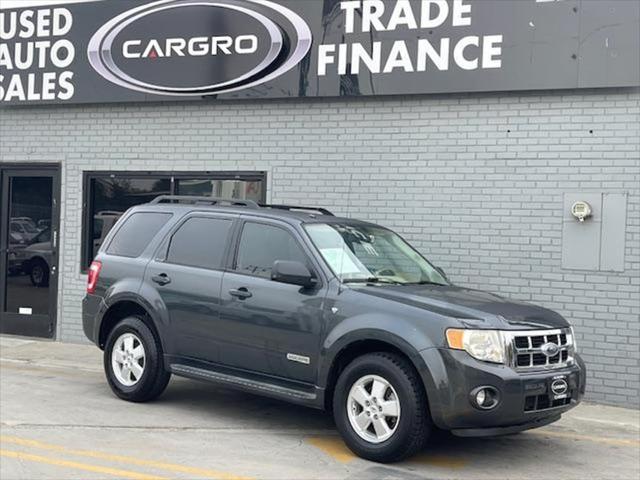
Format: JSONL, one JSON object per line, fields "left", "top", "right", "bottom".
{"left": 235, "top": 222, "right": 308, "bottom": 279}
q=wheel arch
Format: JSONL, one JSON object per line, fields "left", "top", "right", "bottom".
{"left": 320, "top": 330, "right": 437, "bottom": 413}
{"left": 98, "top": 296, "right": 163, "bottom": 352}
{"left": 26, "top": 255, "right": 48, "bottom": 267}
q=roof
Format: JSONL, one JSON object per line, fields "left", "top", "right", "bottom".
{"left": 133, "top": 195, "right": 378, "bottom": 227}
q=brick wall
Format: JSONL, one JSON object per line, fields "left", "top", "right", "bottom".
{"left": 1, "top": 88, "right": 638, "bottom": 407}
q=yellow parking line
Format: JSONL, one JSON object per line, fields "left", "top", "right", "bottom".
{"left": 410, "top": 453, "right": 467, "bottom": 469}
{"left": 307, "top": 436, "right": 356, "bottom": 463}
{"left": 0, "top": 436, "right": 252, "bottom": 480}
{"left": 530, "top": 430, "right": 640, "bottom": 448}
{"left": 307, "top": 436, "right": 467, "bottom": 468}
{"left": 0, "top": 449, "right": 167, "bottom": 480}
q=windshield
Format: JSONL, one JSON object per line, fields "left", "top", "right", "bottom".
{"left": 18, "top": 221, "right": 38, "bottom": 233}
{"left": 305, "top": 223, "right": 448, "bottom": 285}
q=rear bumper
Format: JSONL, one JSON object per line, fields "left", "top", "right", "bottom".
{"left": 419, "top": 348, "right": 586, "bottom": 433}
{"left": 82, "top": 294, "right": 104, "bottom": 346}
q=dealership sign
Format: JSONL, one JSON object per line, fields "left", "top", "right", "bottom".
{"left": 0, "top": 0, "right": 638, "bottom": 105}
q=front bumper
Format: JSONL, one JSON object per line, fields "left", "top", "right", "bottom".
{"left": 419, "top": 348, "right": 586, "bottom": 435}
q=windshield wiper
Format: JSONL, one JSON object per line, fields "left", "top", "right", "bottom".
{"left": 406, "top": 280, "right": 447, "bottom": 286}
{"left": 343, "top": 277, "right": 403, "bottom": 285}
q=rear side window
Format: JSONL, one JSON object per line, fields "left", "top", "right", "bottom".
{"left": 106, "top": 212, "right": 171, "bottom": 258}
{"left": 166, "top": 217, "right": 232, "bottom": 269}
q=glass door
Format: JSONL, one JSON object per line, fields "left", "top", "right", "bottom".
{"left": 0, "top": 166, "right": 60, "bottom": 338}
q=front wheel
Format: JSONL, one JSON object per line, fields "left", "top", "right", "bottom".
{"left": 29, "top": 259, "right": 49, "bottom": 287}
{"left": 104, "top": 316, "right": 170, "bottom": 402}
{"left": 333, "top": 352, "right": 431, "bottom": 462}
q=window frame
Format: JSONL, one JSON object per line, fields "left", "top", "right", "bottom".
{"left": 103, "top": 211, "right": 173, "bottom": 259}
{"left": 158, "top": 213, "right": 237, "bottom": 272}
{"left": 230, "top": 218, "right": 323, "bottom": 285}
{"left": 81, "top": 170, "right": 267, "bottom": 272}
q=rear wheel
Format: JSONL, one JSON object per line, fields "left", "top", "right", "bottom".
{"left": 104, "top": 316, "right": 170, "bottom": 402}
{"left": 333, "top": 352, "right": 431, "bottom": 462}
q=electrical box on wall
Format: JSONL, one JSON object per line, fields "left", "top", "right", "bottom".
{"left": 562, "top": 193, "right": 627, "bottom": 272}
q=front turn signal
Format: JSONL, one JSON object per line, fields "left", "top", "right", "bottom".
{"left": 446, "top": 328, "right": 465, "bottom": 350}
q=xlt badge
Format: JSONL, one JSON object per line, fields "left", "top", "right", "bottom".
{"left": 286, "top": 353, "right": 310, "bottom": 365}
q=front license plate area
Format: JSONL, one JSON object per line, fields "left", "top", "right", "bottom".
{"left": 548, "top": 375, "right": 570, "bottom": 400}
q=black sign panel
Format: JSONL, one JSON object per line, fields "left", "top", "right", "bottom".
{"left": 0, "top": 0, "right": 638, "bottom": 105}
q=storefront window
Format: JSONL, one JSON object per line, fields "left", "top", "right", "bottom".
{"left": 82, "top": 172, "right": 265, "bottom": 269}
{"left": 176, "top": 178, "right": 264, "bottom": 201}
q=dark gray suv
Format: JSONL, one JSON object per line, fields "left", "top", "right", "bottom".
{"left": 83, "top": 196, "right": 585, "bottom": 462}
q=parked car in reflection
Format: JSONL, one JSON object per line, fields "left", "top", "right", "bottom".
{"left": 37, "top": 219, "right": 51, "bottom": 231}
{"left": 19, "top": 228, "right": 53, "bottom": 287}
{"left": 93, "top": 211, "right": 123, "bottom": 252}
{"left": 10, "top": 218, "right": 39, "bottom": 243}
{"left": 8, "top": 232, "right": 27, "bottom": 274}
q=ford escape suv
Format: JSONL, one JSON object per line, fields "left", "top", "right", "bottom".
{"left": 83, "top": 196, "right": 585, "bottom": 462}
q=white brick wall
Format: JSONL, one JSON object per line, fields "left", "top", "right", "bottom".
{"left": 1, "top": 87, "right": 639, "bottom": 407}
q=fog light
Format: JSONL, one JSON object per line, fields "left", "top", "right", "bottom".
{"left": 476, "top": 389, "right": 487, "bottom": 406}
{"left": 470, "top": 386, "right": 500, "bottom": 410}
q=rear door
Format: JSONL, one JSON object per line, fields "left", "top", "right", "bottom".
{"left": 144, "top": 213, "right": 236, "bottom": 363}
{"left": 218, "top": 219, "right": 327, "bottom": 384}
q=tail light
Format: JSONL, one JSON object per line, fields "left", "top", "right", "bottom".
{"left": 87, "top": 261, "right": 102, "bottom": 294}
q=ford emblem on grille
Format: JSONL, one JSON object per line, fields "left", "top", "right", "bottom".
{"left": 540, "top": 342, "right": 560, "bottom": 357}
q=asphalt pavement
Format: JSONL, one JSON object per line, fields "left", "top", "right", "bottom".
{"left": 1, "top": 335, "right": 638, "bottom": 480}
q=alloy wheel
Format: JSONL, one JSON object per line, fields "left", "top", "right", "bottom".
{"left": 346, "top": 374, "right": 401, "bottom": 444}
{"left": 111, "top": 332, "right": 146, "bottom": 387}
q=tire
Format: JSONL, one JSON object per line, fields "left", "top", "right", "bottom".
{"left": 104, "top": 316, "right": 170, "bottom": 402}
{"left": 29, "top": 259, "right": 49, "bottom": 287}
{"left": 332, "top": 352, "right": 431, "bottom": 463}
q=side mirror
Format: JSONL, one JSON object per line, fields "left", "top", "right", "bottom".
{"left": 271, "top": 260, "right": 317, "bottom": 288}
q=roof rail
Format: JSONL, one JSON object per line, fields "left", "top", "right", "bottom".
{"left": 149, "top": 196, "right": 333, "bottom": 215}
{"left": 150, "top": 195, "right": 260, "bottom": 208}
{"left": 261, "top": 204, "right": 334, "bottom": 216}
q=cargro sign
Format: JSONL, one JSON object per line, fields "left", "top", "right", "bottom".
{"left": 0, "top": 0, "right": 638, "bottom": 105}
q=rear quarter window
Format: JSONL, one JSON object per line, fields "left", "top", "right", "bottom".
{"left": 106, "top": 212, "right": 172, "bottom": 258}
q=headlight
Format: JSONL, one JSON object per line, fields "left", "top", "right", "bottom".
{"left": 570, "top": 326, "right": 578, "bottom": 352}
{"left": 446, "top": 329, "right": 506, "bottom": 364}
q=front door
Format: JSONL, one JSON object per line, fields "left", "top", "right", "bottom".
{"left": 0, "top": 166, "right": 60, "bottom": 338}
{"left": 219, "top": 220, "right": 327, "bottom": 384}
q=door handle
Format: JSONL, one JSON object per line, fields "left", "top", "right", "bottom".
{"left": 152, "top": 274, "right": 171, "bottom": 286}
{"left": 229, "top": 288, "right": 252, "bottom": 300}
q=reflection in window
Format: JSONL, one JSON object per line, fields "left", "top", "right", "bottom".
{"left": 88, "top": 177, "right": 171, "bottom": 264}
{"left": 176, "top": 179, "right": 263, "bottom": 202}
{"left": 235, "top": 223, "right": 307, "bottom": 278}
{"left": 84, "top": 173, "right": 265, "bottom": 268}
{"left": 6, "top": 176, "right": 53, "bottom": 314}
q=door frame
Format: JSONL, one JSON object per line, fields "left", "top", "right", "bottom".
{"left": 0, "top": 163, "right": 61, "bottom": 339}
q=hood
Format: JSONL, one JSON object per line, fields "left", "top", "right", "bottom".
{"left": 25, "top": 241, "right": 52, "bottom": 252}
{"left": 350, "top": 284, "right": 569, "bottom": 330}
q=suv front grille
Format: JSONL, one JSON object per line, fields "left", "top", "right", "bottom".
{"left": 508, "top": 328, "right": 574, "bottom": 371}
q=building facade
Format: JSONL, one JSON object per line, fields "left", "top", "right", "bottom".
{"left": 1, "top": 1, "right": 639, "bottom": 407}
